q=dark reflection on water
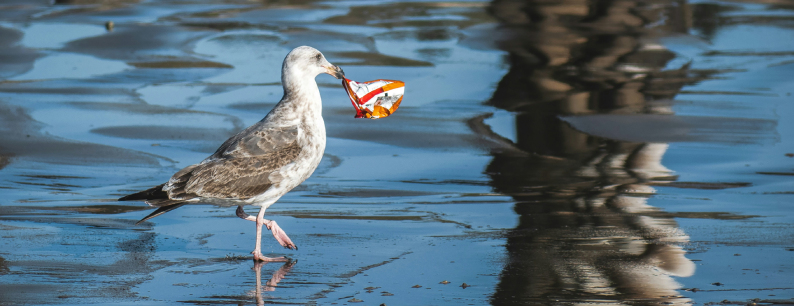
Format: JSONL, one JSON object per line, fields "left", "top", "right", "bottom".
{"left": 252, "top": 260, "right": 296, "bottom": 305}
{"left": 482, "top": 0, "right": 702, "bottom": 304}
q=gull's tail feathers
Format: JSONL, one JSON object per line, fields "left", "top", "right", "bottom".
{"left": 119, "top": 183, "right": 188, "bottom": 224}
{"left": 135, "top": 203, "right": 187, "bottom": 225}
{"left": 119, "top": 183, "right": 168, "bottom": 204}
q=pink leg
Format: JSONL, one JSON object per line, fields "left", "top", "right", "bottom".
{"left": 237, "top": 206, "right": 296, "bottom": 261}
{"left": 263, "top": 219, "right": 297, "bottom": 250}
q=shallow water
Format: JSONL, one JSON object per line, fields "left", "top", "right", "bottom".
{"left": 0, "top": 0, "right": 793, "bottom": 305}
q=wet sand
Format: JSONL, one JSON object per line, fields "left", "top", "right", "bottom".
{"left": 0, "top": 0, "right": 793, "bottom": 305}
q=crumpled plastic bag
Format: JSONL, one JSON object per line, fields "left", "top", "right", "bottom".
{"left": 342, "top": 78, "right": 404, "bottom": 119}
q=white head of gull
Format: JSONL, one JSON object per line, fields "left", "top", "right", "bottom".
{"left": 120, "top": 46, "right": 345, "bottom": 262}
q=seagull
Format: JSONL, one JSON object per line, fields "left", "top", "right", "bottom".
{"left": 119, "top": 46, "right": 344, "bottom": 261}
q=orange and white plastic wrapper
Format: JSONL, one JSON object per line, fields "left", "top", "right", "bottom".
{"left": 342, "top": 78, "right": 404, "bottom": 119}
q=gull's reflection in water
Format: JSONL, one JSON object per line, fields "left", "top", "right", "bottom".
{"left": 478, "top": 0, "right": 702, "bottom": 304}
{"left": 249, "top": 260, "right": 296, "bottom": 305}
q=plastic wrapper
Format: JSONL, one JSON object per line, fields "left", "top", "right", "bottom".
{"left": 342, "top": 78, "right": 404, "bottom": 119}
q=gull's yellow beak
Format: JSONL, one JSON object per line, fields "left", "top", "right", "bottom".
{"left": 325, "top": 65, "right": 345, "bottom": 79}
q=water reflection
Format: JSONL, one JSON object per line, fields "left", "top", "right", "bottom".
{"left": 481, "top": 0, "right": 698, "bottom": 303}
{"left": 0, "top": 155, "right": 9, "bottom": 171}
{"left": 250, "top": 260, "right": 297, "bottom": 305}
{"left": 0, "top": 216, "right": 161, "bottom": 304}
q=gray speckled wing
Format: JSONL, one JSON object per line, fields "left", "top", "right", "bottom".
{"left": 162, "top": 126, "right": 302, "bottom": 201}
{"left": 211, "top": 125, "right": 299, "bottom": 159}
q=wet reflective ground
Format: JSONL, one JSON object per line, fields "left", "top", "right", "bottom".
{"left": 0, "top": 0, "right": 793, "bottom": 305}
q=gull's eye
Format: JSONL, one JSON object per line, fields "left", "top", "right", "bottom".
{"left": 315, "top": 54, "right": 322, "bottom": 62}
